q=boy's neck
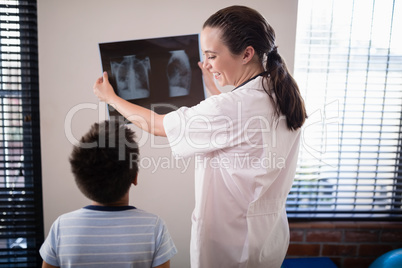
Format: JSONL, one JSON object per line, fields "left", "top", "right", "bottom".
{"left": 91, "top": 201, "right": 129, "bottom": 207}
{"left": 91, "top": 192, "right": 129, "bottom": 207}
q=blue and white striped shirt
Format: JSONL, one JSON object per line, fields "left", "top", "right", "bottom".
{"left": 40, "top": 206, "right": 177, "bottom": 267}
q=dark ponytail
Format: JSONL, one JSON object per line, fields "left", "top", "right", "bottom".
{"left": 265, "top": 47, "right": 307, "bottom": 130}
{"left": 203, "top": 5, "right": 307, "bottom": 130}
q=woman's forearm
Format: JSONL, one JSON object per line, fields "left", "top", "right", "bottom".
{"left": 108, "top": 95, "right": 166, "bottom": 137}
{"left": 93, "top": 72, "right": 166, "bottom": 137}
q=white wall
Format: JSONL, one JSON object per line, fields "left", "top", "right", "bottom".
{"left": 37, "top": 0, "right": 298, "bottom": 266}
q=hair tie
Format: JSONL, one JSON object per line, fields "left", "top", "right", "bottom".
{"left": 268, "top": 46, "right": 278, "bottom": 56}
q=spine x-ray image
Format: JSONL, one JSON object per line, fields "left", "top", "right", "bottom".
{"left": 166, "top": 50, "right": 191, "bottom": 97}
{"left": 110, "top": 55, "right": 151, "bottom": 100}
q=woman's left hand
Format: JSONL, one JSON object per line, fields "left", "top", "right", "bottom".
{"left": 93, "top": 72, "right": 118, "bottom": 104}
{"left": 198, "top": 62, "right": 221, "bottom": 95}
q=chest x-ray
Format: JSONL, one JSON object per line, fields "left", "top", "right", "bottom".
{"left": 167, "top": 50, "right": 191, "bottom": 97}
{"left": 99, "top": 34, "right": 205, "bottom": 116}
{"left": 110, "top": 55, "right": 151, "bottom": 100}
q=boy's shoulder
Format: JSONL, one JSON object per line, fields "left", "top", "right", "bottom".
{"left": 58, "top": 206, "right": 161, "bottom": 222}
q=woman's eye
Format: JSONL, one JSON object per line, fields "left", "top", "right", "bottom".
{"left": 208, "top": 56, "right": 216, "bottom": 60}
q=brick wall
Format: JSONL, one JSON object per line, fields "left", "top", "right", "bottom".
{"left": 286, "top": 221, "right": 402, "bottom": 268}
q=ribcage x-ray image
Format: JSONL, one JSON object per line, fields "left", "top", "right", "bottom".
{"left": 110, "top": 55, "right": 151, "bottom": 100}
{"left": 166, "top": 50, "right": 191, "bottom": 97}
{"left": 100, "top": 34, "right": 205, "bottom": 116}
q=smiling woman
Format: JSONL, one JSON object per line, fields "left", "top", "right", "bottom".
{"left": 200, "top": 27, "right": 254, "bottom": 88}
{"left": 93, "top": 5, "right": 306, "bottom": 268}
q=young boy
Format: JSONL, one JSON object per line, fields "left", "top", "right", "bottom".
{"left": 40, "top": 119, "right": 177, "bottom": 268}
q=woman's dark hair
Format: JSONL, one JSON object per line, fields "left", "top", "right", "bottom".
{"left": 203, "top": 5, "right": 307, "bottom": 130}
{"left": 69, "top": 119, "right": 139, "bottom": 204}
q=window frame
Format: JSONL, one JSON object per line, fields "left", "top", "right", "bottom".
{"left": 287, "top": 0, "right": 402, "bottom": 221}
{"left": 0, "top": 0, "right": 44, "bottom": 266}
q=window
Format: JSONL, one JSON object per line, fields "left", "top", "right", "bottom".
{"left": 288, "top": 0, "right": 402, "bottom": 220}
{"left": 0, "top": 0, "right": 43, "bottom": 266}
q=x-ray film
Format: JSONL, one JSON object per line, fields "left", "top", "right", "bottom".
{"left": 99, "top": 34, "right": 205, "bottom": 116}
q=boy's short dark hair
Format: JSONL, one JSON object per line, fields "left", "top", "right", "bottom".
{"left": 69, "top": 119, "right": 139, "bottom": 204}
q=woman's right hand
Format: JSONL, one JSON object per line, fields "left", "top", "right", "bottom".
{"left": 93, "top": 71, "right": 118, "bottom": 104}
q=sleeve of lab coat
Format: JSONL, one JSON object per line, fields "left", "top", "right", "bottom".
{"left": 163, "top": 95, "right": 235, "bottom": 158}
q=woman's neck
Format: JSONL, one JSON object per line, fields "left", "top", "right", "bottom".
{"left": 235, "top": 62, "right": 264, "bottom": 88}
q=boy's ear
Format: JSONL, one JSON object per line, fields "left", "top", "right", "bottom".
{"left": 133, "top": 174, "right": 138, "bottom": 186}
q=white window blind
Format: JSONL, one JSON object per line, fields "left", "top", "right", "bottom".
{"left": 287, "top": 0, "right": 402, "bottom": 219}
{"left": 0, "top": 0, "right": 43, "bottom": 266}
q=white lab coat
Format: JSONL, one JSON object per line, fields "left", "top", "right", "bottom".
{"left": 163, "top": 76, "right": 301, "bottom": 268}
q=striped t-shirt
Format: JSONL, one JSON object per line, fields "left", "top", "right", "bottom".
{"left": 39, "top": 206, "right": 177, "bottom": 267}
